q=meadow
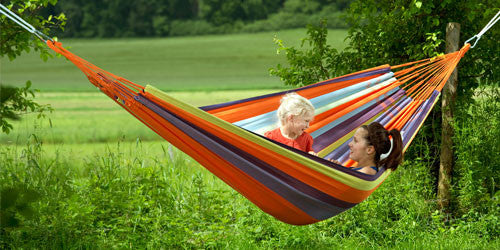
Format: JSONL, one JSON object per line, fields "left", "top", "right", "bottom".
{"left": 1, "top": 29, "right": 499, "bottom": 248}
{"left": 2, "top": 29, "right": 349, "bottom": 92}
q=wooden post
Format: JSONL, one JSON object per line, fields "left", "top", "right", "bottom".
{"left": 438, "top": 22, "right": 460, "bottom": 210}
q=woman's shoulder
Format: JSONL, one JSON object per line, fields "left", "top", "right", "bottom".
{"left": 351, "top": 166, "right": 378, "bottom": 175}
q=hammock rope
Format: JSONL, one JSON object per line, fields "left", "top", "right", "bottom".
{"left": 0, "top": 4, "right": 53, "bottom": 42}
{"left": 2, "top": 4, "right": 498, "bottom": 225}
{"left": 465, "top": 9, "right": 500, "bottom": 48}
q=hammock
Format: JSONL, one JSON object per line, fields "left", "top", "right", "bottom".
{"left": 3, "top": 4, "right": 498, "bottom": 225}
{"left": 45, "top": 40, "right": 470, "bottom": 225}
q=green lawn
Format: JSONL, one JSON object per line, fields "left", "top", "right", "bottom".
{"left": 1, "top": 29, "right": 349, "bottom": 92}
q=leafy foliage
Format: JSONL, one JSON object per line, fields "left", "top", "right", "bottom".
{"left": 0, "top": 0, "right": 62, "bottom": 134}
{"left": 40, "top": 0, "right": 352, "bottom": 38}
{"left": 271, "top": 0, "right": 499, "bottom": 91}
{"left": 270, "top": 20, "right": 343, "bottom": 87}
{"left": 453, "top": 87, "right": 500, "bottom": 216}
{"left": 0, "top": 186, "right": 39, "bottom": 229}
{"left": 0, "top": 83, "right": 53, "bottom": 134}
{"left": 0, "top": 0, "right": 65, "bottom": 61}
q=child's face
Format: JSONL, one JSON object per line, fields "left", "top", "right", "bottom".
{"left": 288, "top": 114, "right": 312, "bottom": 136}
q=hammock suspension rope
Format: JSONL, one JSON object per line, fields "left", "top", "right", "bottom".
{"left": 0, "top": 4, "right": 53, "bottom": 42}
{"left": 464, "top": 10, "right": 500, "bottom": 48}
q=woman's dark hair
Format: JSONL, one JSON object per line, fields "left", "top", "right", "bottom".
{"left": 360, "top": 122, "right": 403, "bottom": 170}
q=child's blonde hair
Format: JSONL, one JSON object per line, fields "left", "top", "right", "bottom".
{"left": 277, "top": 93, "right": 315, "bottom": 126}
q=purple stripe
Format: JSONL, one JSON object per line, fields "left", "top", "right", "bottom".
{"left": 325, "top": 137, "right": 351, "bottom": 162}
{"left": 313, "top": 89, "right": 406, "bottom": 152}
{"left": 325, "top": 91, "right": 407, "bottom": 162}
{"left": 200, "top": 67, "right": 391, "bottom": 111}
{"left": 377, "top": 96, "right": 412, "bottom": 125}
{"left": 401, "top": 90, "right": 440, "bottom": 146}
{"left": 135, "top": 94, "right": 362, "bottom": 220}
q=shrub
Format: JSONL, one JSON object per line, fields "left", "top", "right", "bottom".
{"left": 453, "top": 87, "right": 500, "bottom": 216}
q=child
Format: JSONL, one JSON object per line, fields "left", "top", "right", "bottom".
{"left": 265, "top": 93, "right": 316, "bottom": 155}
{"left": 331, "top": 122, "right": 403, "bottom": 175}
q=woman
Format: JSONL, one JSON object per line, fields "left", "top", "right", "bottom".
{"left": 332, "top": 122, "right": 404, "bottom": 175}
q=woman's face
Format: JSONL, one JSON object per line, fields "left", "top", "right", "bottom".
{"left": 348, "top": 127, "right": 374, "bottom": 162}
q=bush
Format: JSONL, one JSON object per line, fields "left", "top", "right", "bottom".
{"left": 241, "top": 10, "right": 348, "bottom": 33}
{"left": 453, "top": 87, "right": 500, "bottom": 216}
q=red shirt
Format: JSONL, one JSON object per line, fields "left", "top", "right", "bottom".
{"left": 264, "top": 128, "right": 314, "bottom": 153}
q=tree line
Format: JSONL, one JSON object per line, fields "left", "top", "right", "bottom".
{"left": 40, "top": 0, "right": 353, "bottom": 38}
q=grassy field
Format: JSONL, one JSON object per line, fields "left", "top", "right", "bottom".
{"left": 2, "top": 29, "right": 349, "bottom": 92}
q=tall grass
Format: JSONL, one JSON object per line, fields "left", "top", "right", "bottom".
{"left": 0, "top": 88, "right": 498, "bottom": 248}
{"left": 1, "top": 131, "right": 498, "bottom": 248}
{"left": 452, "top": 87, "right": 500, "bottom": 232}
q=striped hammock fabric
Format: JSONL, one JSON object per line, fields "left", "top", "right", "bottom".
{"left": 47, "top": 41, "right": 469, "bottom": 225}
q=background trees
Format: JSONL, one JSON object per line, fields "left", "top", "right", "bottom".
{"left": 38, "top": 0, "right": 352, "bottom": 38}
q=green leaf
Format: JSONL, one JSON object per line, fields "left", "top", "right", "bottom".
{"left": 433, "top": 18, "right": 440, "bottom": 26}
{"left": 415, "top": 1, "right": 422, "bottom": 9}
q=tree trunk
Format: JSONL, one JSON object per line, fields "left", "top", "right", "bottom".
{"left": 438, "top": 22, "right": 460, "bottom": 210}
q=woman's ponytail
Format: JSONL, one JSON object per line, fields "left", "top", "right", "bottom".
{"left": 379, "top": 129, "right": 404, "bottom": 170}
{"left": 363, "top": 122, "right": 404, "bottom": 171}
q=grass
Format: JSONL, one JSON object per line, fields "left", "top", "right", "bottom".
{"left": 1, "top": 29, "right": 349, "bottom": 144}
{"left": 1, "top": 29, "right": 349, "bottom": 92}
{"left": 1, "top": 137, "right": 498, "bottom": 248}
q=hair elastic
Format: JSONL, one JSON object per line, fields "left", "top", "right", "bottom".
{"left": 380, "top": 130, "right": 404, "bottom": 160}
{"left": 380, "top": 139, "right": 393, "bottom": 160}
